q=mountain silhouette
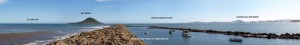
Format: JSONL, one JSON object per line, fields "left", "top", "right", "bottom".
{"left": 68, "top": 17, "right": 103, "bottom": 24}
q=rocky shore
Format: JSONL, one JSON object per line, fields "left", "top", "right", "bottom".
{"left": 128, "top": 26, "right": 300, "bottom": 39}
{"left": 47, "top": 24, "right": 146, "bottom": 45}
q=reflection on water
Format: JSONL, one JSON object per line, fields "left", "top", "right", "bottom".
{"left": 128, "top": 27, "right": 300, "bottom": 45}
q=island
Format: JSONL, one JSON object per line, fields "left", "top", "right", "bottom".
{"left": 68, "top": 17, "right": 103, "bottom": 24}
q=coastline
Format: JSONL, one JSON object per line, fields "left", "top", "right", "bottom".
{"left": 128, "top": 26, "right": 300, "bottom": 39}
{"left": 47, "top": 24, "right": 146, "bottom": 45}
{"left": 24, "top": 25, "right": 110, "bottom": 45}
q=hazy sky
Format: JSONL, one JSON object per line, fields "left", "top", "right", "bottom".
{"left": 1, "top": 0, "right": 300, "bottom": 23}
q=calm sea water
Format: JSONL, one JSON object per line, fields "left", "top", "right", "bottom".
{"left": 126, "top": 23, "right": 300, "bottom": 45}
{"left": 1, "top": 23, "right": 300, "bottom": 45}
{"left": 0, "top": 24, "right": 110, "bottom": 45}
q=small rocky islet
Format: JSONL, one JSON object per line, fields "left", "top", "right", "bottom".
{"left": 47, "top": 24, "right": 146, "bottom": 45}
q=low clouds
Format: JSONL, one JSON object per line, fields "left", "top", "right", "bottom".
{"left": 0, "top": 0, "right": 7, "bottom": 5}
{"left": 95, "top": 0, "right": 109, "bottom": 2}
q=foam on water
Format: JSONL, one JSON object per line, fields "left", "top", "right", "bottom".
{"left": 24, "top": 26, "right": 110, "bottom": 45}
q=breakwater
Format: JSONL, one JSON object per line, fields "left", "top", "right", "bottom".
{"left": 47, "top": 24, "right": 146, "bottom": 45}
{"left": 128, "top": 26, "right": 300, "bottom": 39}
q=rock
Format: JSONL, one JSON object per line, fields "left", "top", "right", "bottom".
{"left": 47, "top": 24, "right": 146, "bottom": 45}
{"left": 142, "top": 26, "right": 300, "bottom": 39}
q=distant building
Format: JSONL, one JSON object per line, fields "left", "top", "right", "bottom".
{"left": 232, "top": 20, "right": 245, "bottom": 23}
{"left": 291, "top": 20, "right": 300, "bottom": 22}
{"left": 189, "top": 21, "right": 202, "bottom": 23}
{"left": 279, "top": 19, "right": 292, "bottom": 22}
{"left": 266, "top": 20, "right": 276, "bottom": 22}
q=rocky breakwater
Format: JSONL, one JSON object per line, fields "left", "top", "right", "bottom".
{"left": 47, "top": 24, "right": 146, "bottom": 45}
{"left": 145, "top": 26, "right": 300, "bottom": 39}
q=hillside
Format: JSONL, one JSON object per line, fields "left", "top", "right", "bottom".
{"left": 68, "top": 17, "right": 103, "bottom": 24}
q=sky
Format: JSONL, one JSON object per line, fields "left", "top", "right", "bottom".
{"left": 0, "top": 0, "right": 300, "bottom": 23}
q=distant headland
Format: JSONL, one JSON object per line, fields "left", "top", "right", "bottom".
{"left": 68, "top": 17, "right": 103, "bottom": 24}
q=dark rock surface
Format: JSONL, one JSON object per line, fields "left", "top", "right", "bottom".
{"left": 47, "top": 24, "right": 146, "bottom": 45}
{"left": 68, "top": 17, "right": 103, "bottom": 24}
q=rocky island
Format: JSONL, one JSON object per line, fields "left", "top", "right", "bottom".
{"left": 68, "top": 17, "right": 103, "bottom": 24}
{"left": 47, "top": 24, "right": 146, "bottom": 45}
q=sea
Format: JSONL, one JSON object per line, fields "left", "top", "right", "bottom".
{"left": 0, "top": 24, "right": 110, "bottom": 45}
{"left": 126, "top": 23, "right": 300, "bottom": 45}
{"left": 1, "top": 23, "right": 300, "bottom": 45}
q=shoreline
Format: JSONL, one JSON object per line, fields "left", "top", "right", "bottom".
{"left": 127, "top": 26, "right": 300, "bottom": 39}
{"left": 47, "top": 24, "right": 146, "bottom": 45}
{"left": 25, "top": 25, "right": 110, "bottom": 45}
